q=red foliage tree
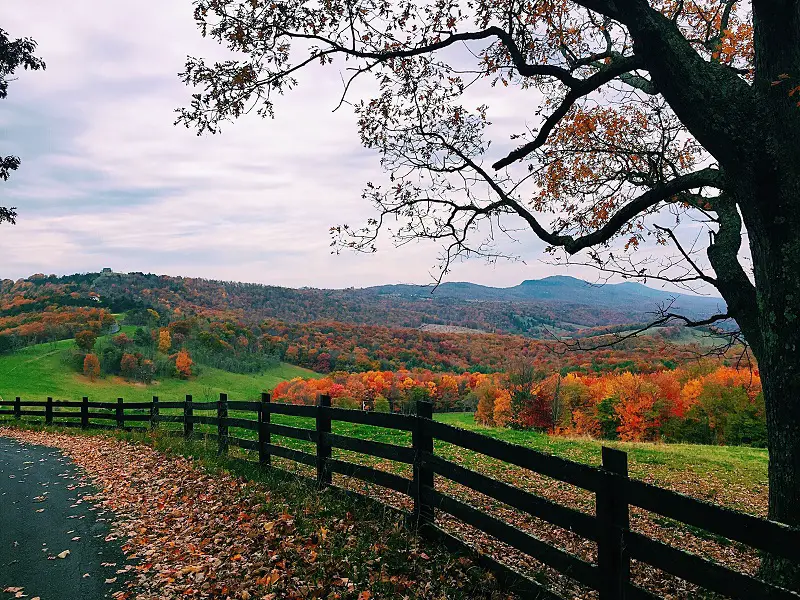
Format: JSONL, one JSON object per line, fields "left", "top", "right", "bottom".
{"left": 75, "top": 330, "right": 98, "bottom": 352}
{"left": 120, "top": 353, "right": 138, "bottom": 379}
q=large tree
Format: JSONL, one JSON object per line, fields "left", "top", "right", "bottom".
{"left": 176, "top": 0, "right": 800, "bottom": 583}
{"left": 1, "top": 27, "right": 45, "bottom": 225}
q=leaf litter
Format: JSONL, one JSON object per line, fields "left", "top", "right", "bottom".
{"left": 0, "top": 428, "right": 514, "bottom": 600}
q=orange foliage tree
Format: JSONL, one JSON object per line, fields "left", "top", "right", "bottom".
{"left": 83, "top": 353, "right": 100, "bottom": 382}
{"left": 75, "top": 329, "right": 98, "bottom": 352}
{"left": 175, "top": 349, "right": 193, "bottom": 379}
{"left": 120, "top": 353, "right": 138, "bottom": 379}
{"left": 474, "top": 383, "right": 498, "bottom": 426}
{"left": 275, "top": 365, "right": 763, "bottom": 449}
{"left": 492, "top": 389, "right": 514, "bottom": 428}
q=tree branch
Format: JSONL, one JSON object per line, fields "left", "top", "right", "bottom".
{"left": 544, "top": 310, "right": 731, "bottom": 353}
{"left": 706, "top": 195, "right": 762, "bottom": 356}
{"left": 492, "top": 54, "right": 644, "bottom": 170}
{"left": 653, "top": 223, "right": 717, "bottom": 285}
{"left": 605, "top": 0, "right": 754, "bottom": 166}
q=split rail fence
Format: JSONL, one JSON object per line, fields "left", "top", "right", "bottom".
{"left": 2, "top": 394, "right": 799, "bottom": 600}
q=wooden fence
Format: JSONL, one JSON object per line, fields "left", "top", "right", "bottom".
{"left": 1, "top": 393, "right": 799, "bottom": 600}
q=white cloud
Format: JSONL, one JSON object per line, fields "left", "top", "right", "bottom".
{"left": 0, "top": 1, "right": 725, "bottom": 296}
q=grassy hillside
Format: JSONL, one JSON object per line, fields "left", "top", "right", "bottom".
{"left": 0, "top": 334, "right": 768, "bottom": 513}
{"left": 0, "top": 335, "right": 320, "bottom": 403}
{"left": 436, "top": 413, "right": 768, "bottom": 496}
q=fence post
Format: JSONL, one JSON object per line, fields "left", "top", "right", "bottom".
{"left": 217, "top": 393, "right": 228, "bottom": 456}
{"left": 13, "top": 397, "right": 20, "bottom": 420}
{"left": 597, "top": 446, "right": 630, "bottom": 600}
{"left": 184, "top": 394, "right": 193, "bottom": 439}
{"left": 316, "top": 394, "right": 332, "bottom": 488}
{"left": 413, "top": 400, "right": 435, "bottom": 530}
{"left": 116, "top": 397, "right": 124, "bottom": 429}
{"left": 81, "top": 397, "right": 89, "bottom": 429}
{"left": 45, "top": 397, "right": 53, "bottom": 426}
{"left": 259, "top": 392, "right": 271, "bottom": 467}
{"left": 150, "top": 396, "right": 159, "bottom": 430}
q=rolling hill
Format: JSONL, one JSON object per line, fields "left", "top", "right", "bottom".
{"left": 0, "top": 270, "right": 729, "bottom": 338}
{"left": 0, "top": 334, "right": 320, "bottom": 403}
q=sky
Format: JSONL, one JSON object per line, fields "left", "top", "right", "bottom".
{"left": 0, "top": 1, "right": 721, "bottom": 293}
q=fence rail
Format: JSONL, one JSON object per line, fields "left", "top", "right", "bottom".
{"left": 1, "top": 393, "right": 798, "bottom": 600}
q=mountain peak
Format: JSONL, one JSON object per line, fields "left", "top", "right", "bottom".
{"left": 520, "top": 276, "right": 585, "bottom": 286}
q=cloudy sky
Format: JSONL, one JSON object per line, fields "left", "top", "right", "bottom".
{"left": 0, "top": 1, "right": 719, "bottom": 293}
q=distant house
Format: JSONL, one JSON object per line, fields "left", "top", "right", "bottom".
{"left": 101, "top": 268, "right": 113, "bottom": 275}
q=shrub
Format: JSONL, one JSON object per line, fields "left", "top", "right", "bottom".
{"left": 374, "top": 396, "right": 391, "bottom": 413}
{"left": 61, "top": 347, "right": 86, "bottom": 372}
{"left": 333, "top": 396, "right": 360, "bottom": 410}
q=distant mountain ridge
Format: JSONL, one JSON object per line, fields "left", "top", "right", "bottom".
{"left": 368, "top": 275, "right": 725, "bottom": 317}
{"left": 2, "top": 271, "right": 728, "bottom": 340}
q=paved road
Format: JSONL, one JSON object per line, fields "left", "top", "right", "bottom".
{"left": 0, "top": 436, "right": 133, "bottom": 600}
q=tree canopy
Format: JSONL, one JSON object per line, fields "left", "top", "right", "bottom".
{"left": 176, "top": 0, "right": 760, "bottom": 309}
{"left": 1, "top": 27, "right": 46, "bottom": 225}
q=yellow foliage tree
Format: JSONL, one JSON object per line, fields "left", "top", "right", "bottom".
{"left": 158, "top": 329, "right": 171, "bottom": 354}
{"left": 474, "top": 384, "right": 497, "bottom": 426}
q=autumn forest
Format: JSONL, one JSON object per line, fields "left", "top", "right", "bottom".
{"left": 0, "top": 270, "right": 761, "bottom": 447}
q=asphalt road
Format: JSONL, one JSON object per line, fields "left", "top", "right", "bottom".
{"left": 0, "top": 436, "right": 133, "bottom": 600}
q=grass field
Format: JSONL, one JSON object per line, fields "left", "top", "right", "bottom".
{"left": 263, "top": 412, "right": 768, "bottom": 512}
{"left": 0, "top": 335, "right": 768, "bottom": 507}
{"left": 0, "top": 335, "right": 320, "bottom": 404}
{"left": 0, "top": 331, "right": 776, "bottom": 599}
{"left": 0, "top": 336, "right": 768, "bottom": 501}
{"left": 437, "top": 413, "right": 768, "bottom": 492}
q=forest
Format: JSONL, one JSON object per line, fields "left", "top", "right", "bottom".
{"left": 0, "top": 271, "right": 690, "bottom": 337}
{"left": 258, "top": 318, "right": 698, "bottom": 374}
{"left": 272, "top": 365, "right": 765, "bottom": 447}
{"left": 2, "top": 271, "right": 761, "bottom": 448}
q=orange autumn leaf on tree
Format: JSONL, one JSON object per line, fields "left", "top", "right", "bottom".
{"left": 681, "top": 378, "right": 704, "bottom": 415}
{"left": 120, "top": 353, "right": 138, "bottom": 378}
{"left": 83, "top": 353, "right": 100, "bottom": 382}
{"left": 475, "top": 382, "right": 504, "bottom": 426}
{"left": 175, "top": 349, "right": 193, "bottom": 379}
{"left": 492, "top": 389, "right": 513, "bottom": 428}
{"left": 75, "top": 329, "right": 98, "bottom": 352}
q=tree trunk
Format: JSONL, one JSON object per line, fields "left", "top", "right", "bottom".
{"left": 741, "top": 141, "right": 800, "bottom": 589}
{"left": 759, "top": 352, "right": 800, "bottom": 588}
{"left": 740, "top": 12, "right": 800, "bottom": 588}
{"left": 747, "top": 186, "right": 800, "bottom": 587}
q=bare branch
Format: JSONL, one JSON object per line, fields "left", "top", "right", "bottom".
{"left": 543, "top": 297, "right": 735, "bottom": 356}
{"left": 653, "top": 224, "right": 717, "bottom": 285}
{"left": 463, "top": 163, "right": 725, "bottom": 254}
